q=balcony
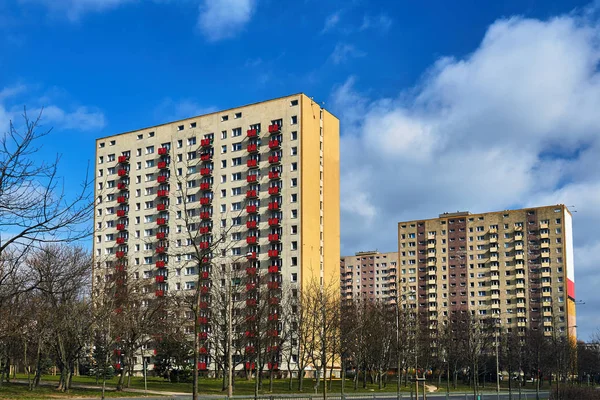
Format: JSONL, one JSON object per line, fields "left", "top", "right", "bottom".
{"left": 268, "top": 171, "right": 280, "bottom": 180}
{"left": 268, "top": 202, "right": 279, "bottom": 211}
{"left": 118, "top": 155, "right": 129, "bottom": 163}
{"left": 245, "top": 346, "right": 255, "bottom": 354}
{"left": 199, "top": 241, "right": 209, "bottom": 250}
{"left": 246, "top": 205, "right": 257, "bottom": 213}
{"left": 117, "top": 169, "right": 128, "bottom": 177}
{"left": 515, "top": 254, "right": 524, "bottom": 260}
{"left": 158, "top": 147, "right": 168, "bottom": 156}
{"left": 268, "top": 265, "right": 279, "bottom": 274}
{"left": 156, "top": 218, "right": 166, "bottom": 225}
{"left": 157, "top": 190, "right": 169, "bottom": 197}
{"left": 247, "top": 129, "right": 258, "bottom": 138}
{"left": 247, "top": 143, "right": 258, "bottom": 153}
{"left": 268, "top": 155, "right": 280, "bottom": 164}
{"left": 490, "top": 254, "right": 498, "bottom": 262}
{"left": 268, "top": 218, "right": 279, "bottom": 226}
{"left": 200, "top": 168, "right": 211, "bottom": 176}
{"left": 117, "top": 196, "right": 128, "bottom": 204}
{"left": 157, "top": 161, "right": 167, "bottom": 169}
{"left": 267, "top": 362, "right": 278, "bottom": 371}
{"left": 156, "top": 246, "right": 166, "bottom": 254}
{"left": 199, "top": 301, "right": 209, "bottom": 309}
{"left": 246, "top": 299, "right": 257, "bottom": 306}
{"left": 268, "top": 124, "right": 280, "bottom": 133}
{"left": 246, "top": 220, "right": 257, "bottom": 229}
{"left": 267, "top": 281, "right": 280, "bottom": 290}
{"left": 116, "top": 223, "right": 126, "bottom": 231}
{"left": 201, "top": 271, "right": 209, "bottom": 279}
{"left": 268, "top": 314, "right": 279, "bottom": 322}
{"left": 269, "top": 297, "right": 279, "bottom": 305}
{"left": 268, "top": 250, "right": 279, "bottom": 258}
{"left": 200, "top": 138, "right": 212, "bottom": 147}
{"left": 246, "top": 252, "right": 257, "bottom": 260}
{"left": 156, "top": 260, "right": 165, "bottom": 268}
{"left": 246, "top": 267, "right": 257, "bottom": 275}
{"left": 515, "top": 243, "right": 524, "bottom": 250}
{"left": 116, "top": 209, "right": 126, "bottom": 217}
{"left": 268, "top": 187, "right": 279, "bottom": 195}
{"left": 246, "top": 190, "right": 257, "bottom": 198}
{"left": 200, "top": 182, "right": 211, "bottom": 191}
{"left": 268, "top": 140, "right": 280, "bottom": 149}
{"left": 246, "top": 282, "right": 256, "bottom": 291}
{"left": 198, "top": 316, "right": 209, "bottom": 324}
{"left": 117, "top": 182, "right": 127, "bottom": 190}
{"left": 198, "top": 332, "right": 208, "bottom": 340}
{"left": 157, "top": 175, "right": 168, "bottom": 183}
{"left": 247, "top": 174, "right": 257, "bottom": 183}
{"left": 200, "top": 153, "right": 212, "bottom": 161}
{"left": 245, "top": 362, "right": 256, "bottom": 370}
{"left": 541, "top": 242, "right": 550, "bottom": 249}
{"left": 246, "top": 236, "right": 257, "bottom": 244}
{"left": 155, "top": 290, "right": 164, "bottom": 297}
{"left": 157, "top": 203, "right": 166, "bottom": 211}
{"left": 156, "top": 232, "right": 166, "bottom": 239}
{"left": 199, "top": 347, "right": 208, "bottom": 355}
{"left": 247, "top": 159, "right": 258, "bottom": 168}
{"left": 155, "top": 275, "right": 165, "bottom": 283}
{"left": 200, "top": 197, "right": 211, "bottom": 205}
{"left": 540, "top": 231, "right": 549, "bottom": 239}
{"left": 200, "top": 212, "right": 211, "bottom": 220}
{"left": 116, "top": 237, "right": 126, "bottom": 245}
{"left": 268, "top": 234, "right": 279, "bottom": 242}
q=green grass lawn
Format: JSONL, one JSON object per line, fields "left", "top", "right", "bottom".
{"left": 0, "top": 382, "right": 142, "bottom": 400}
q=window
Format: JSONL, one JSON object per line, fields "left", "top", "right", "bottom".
{"left": 177, "top": 125, "right": 184, "bottom": 131}
{"left": 190, "top": 122, "right": 196, "bottom": 128}
{"left": 232, "top": 157, "right": 242, "bottom": 166}
{"left": 221, "top": 175, "right": 227, "bottom": 183}
{"left": 232, "top": 217, "right": 242, "bottom": 225}
{"left": 291, "top": 178, "right": 297, "bottom": 187}
{"left": 146, "top": 146, "right": 154, "bottom": 154}
{"left": 221, "top": 160, "right": 227, "bottom": 168}
{"left": 187, "top": 137, "right": 196, "bottom": 146}
{"left": 221, "top": 115, "right": 229, "bottom": 122}
{"left": 291, "top": 162, "right": 297, "bottom": 171}
{"left": 291, "top": 209, "right": 298, "bottom": 219}
{"left": 231, "top": 187, "right": 242, "bottom": 195}
{"left": 221, "top": 145, "right": 227, "bottom": 154}
{"left": 232, "top": 128, "right": 242, "bottom": 137}
{"left": 234, "top": 112, "right": 242, "bottom": 119}
{"left": 232, "top": 202, "right": 242, "bottom": 211}
{"left": 291, "top": 131, "right": 297, "bottom": 140}
{"left": 232, "top": 142, "right": 242, "bottom": 151}
{"left": 290, "top": 99, "right": 298, "bottom": 107}
{"left": 231, "top": 172, "right": 242, "bottom": 181}
{"left": 291, "top": 193, "right": 297, "bottom": 202}
{"left": 291, "top": 147, "right": 297, "bottom": 156}
{"left": 291, "top": 116, "right": 298, "bottom": 124}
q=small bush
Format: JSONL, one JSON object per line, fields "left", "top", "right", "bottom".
{"left": 551, "top": 386, "right": 600, "bottom": 400}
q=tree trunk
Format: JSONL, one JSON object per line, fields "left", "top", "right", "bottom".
{"left": 298, "top": 368, "right": 304, "bottom": 391}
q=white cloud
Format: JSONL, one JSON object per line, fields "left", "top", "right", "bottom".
{"left": 360, "top": 14, "right": 392, "bottom": 32}
{"left": 321, "top": 11, "right": 341, "bottom": 34}
{"left": 332, "top": 13, "right": 600, "bottom": 340}
{"left": 19, "top": 0, "right": 134, "bottom": 21}
{"left": 329, "top": 43, "right": 366, "bottom": 64}
{"left": 197, "top": 0, "right": 256, "bottom": 42}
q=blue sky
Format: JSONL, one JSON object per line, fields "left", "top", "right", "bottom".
{"left": 2, "top": 0, "right": 600, "bottom": 339}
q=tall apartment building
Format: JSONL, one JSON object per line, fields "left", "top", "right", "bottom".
{"left": 397, "top": 205, "right": 576, "bottom": 338}
{"left": 93, "top": 93, "right": 340, "bottom": 370}
{"left": 340, "top": 251, "right": 398, "bottom": 304}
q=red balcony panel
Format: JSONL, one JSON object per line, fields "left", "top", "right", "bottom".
{"left": 246, "top": 283, "right": 256, "bottom": 290}
{"left": 155, "top": 290, "right": 164, "bottom": 297}
{"left": 200, "top": 182, "right": 211, "bottom": 191}
{"left": 245, "top": 346, "right": 255, "bottom": 354}
{"left": 244, "top": 331, "right": 255, "bottom": 338}
{"left": 202, "top": 257, "right": 209, "bottom": 264}
{"left": 246, "top": 236, "right": 257, "bottom": 244}
{"left": 201, "top": 138, "right": 212, "bottom": 147}
{"left": 246, "top": 252, "right": 257, "bottom": 260}
{"left": 116, "top": 237, "right": 126, "bottom": 245}
{"left": 200, "top": 168, "right": 211, "bottom": 176}
{"left": 116, "top": 223, "right": 126, "bottom": 231}
{"left": 246, "top": 129, "right": 257, "bottom": 138}
{"left": 199, "top": 226, "right": 211, "bottom": 234}
{"left": 200, "top": 241, "right": 210, "bottom": 250}
{"left": 199, "top": 301, "right": 209, "bottom": 309}
{"left": 114, "top": 363, "right": 122, "bottom": 370}
{"left": 268, "top": 234, "right": 280, "bottom": 242}
{"left": 245, "top": 315, "right": 256, "bottom": 322}
{"left": 201, "top": 271, "right": 209, "bottom": 280}
{"left": 268, "top": 171, "right": 279, "bottom": 180}
{"left": 117, "top": 196, "right": 128, "bottom": 203}
{"left": 115, "top": 265, "right": 125, "bottom": 272}
{"left": 117, "top": 169, "right": 128, "bottom": 177}
{"left": 268, "top": 314, "right": 279, "bottom": 321}
{"left": 200, "top": 286, "right": 209, "bottom": 294}
{"left": 157, "top": 175, "right": 168, "bottom": 183}
{"left": 268, "top": 265, "right": 279, "bottom": 274}
{"left": 156, "top": 232, "right": 166, "bottom": 240}
{"left": 268, "top": 187, "right": 279, "bottom": 195}
{"left": 247, "top": 143, "right": 258, "bottom": 153}
{"left": 268, "top": 218, "right": 279, "bottom": 226}
{"left": 118, "top": 155, "right": 129, "bottom": 163}
{"left": 268, "top": 250, "right": 279, "bottom": 258}
{"left": 268, "top": 202, "right": 279, "bottom": 210}
{"left": 247, "top": 159, "right": 258, "bottom": 168}
{"left": 268, "top": 155, "right": 279, "bottom": 164}
{"left": 198, "top": 362, "right": 207, "bottom": 371}
{"left": 200, "top": 212, "right": 211, "bottom": 220}
{"left": 268, "top": 124, "right": 280, "bottom": 133}
{"left": 117, "top": 182, "right": 127, "bottom": 190}
{"left": 268, "top": 140, "right": 280, "bottom": 149}
{"left": 198, "top": 316, "right": 209, "bottom": 324}
{"left": 246, "top": 205, "right": 257, "bottom": 213}
{"left": 246, "top": 220, "right": 257, "bottom": 229}
{"left": 246, "top": 299, "right": 257, "bottom": 306}
{"left": 156, "top": 261, "right": 165, "bottom": 268}
{"left": 157, "top": 203, "right": 166, "bottom": 211}
{"left": 157, "top": 190, "right": 169, "bottom": 197}
{"left": 267, "top": 362, "right": 279, "bottom": 371}
{"left": 116, "top": 209, "right": 126, "bottom": 217}
{"left": 247, "top": 174, "right": 257, "bottom": 183}
{"left": 267, "top": 282, "right": 280, "bottom": 290}
{"left": 246, "top": 190, "right": 257, "bottom": 198}
{"left": 245, "top": 362, "right": 256, "bottom": 370}
{"left": 158, "top": 147, "right": 168, "bottom": 156}
{"left": 246, "top": 267, "right": 257, "bottom": 275}
{"left": 200, "top": 153, "right": 212, "bottom": 161}
{"left": 155, "top": 246, "right": 166, "bottom": 254}
{"left": 116, "top": 251, "right": 126, "bottom": 258}
{"left": 269, "top": 297, "right": 279, "bottom": 305}
{"left": 157, "top": 161, "right": 167, "bottom": 169}
{"left": 198, "top": 331, "right": 208, "bottom": 339}
{"left": 155, "top": 275, "right": 165, "bottom": 283}
{"left": 200, "top": 197, "right": 211, "bottom": 205}
{"left": 199, "top": 347, "right": 208, "bottom": 355}
{"left": 156, "top": 218, "right": 166, "bottom": 225}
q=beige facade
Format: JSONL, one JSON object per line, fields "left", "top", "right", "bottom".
{"left": 397, "top": 205, "right": 576, "bottom": 338}
{"left": 93, "top": 93, "right": 339, "bottom": 371}
{"left": 340, "top": 251, "right": 398, "bottom": 304}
